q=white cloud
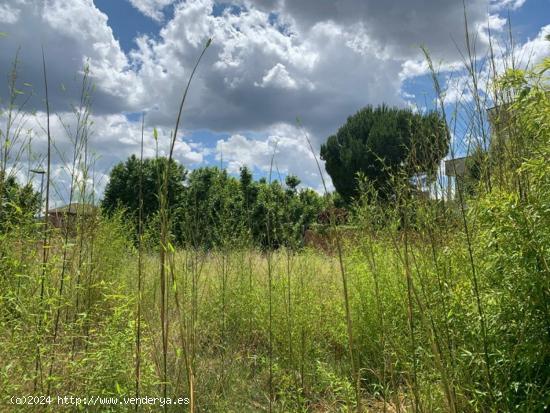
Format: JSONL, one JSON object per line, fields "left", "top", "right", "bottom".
{"left": 16, "top": 110, "right": 205, "bottom": 202}
{"left": 215, "top": 123, "right": 332, "bottom": 190}
{"left": 2, "top": 0, "right": 511, "bottom": 136}
{"left": 490, "top": 0, "right": 527, "bottom": 11}
{"left": 487, "top": 13, "right": 508, "bottom": 32}
{"left": 0, "top": 2, "right": 21, "bottom": 24}
{"left": 127, "top": 0, "right": 177, "bottom": 22}
{"left": 127, "top": 0, "right": 399, "bottom": 137}
{"left": 0, "top": 0, "right": 544, "bottom": 197}
{"left": 0, "top": 0, "right": 142, "bottom": 116}
{"left": 399, "top": 60, "right": 430, "bottom": 81}
{"left": 444, "top": 73, "right": 474, "bottom": 105}
{"left": 255, "top": 63, "right": 298, "bottom": 89}
{"left": 452, "top": 24, "right": 550, "bottom": 105}
{"left": 476, "top": 13, "right": 508, "bottom": 45}
{"left": 515, "top": 24, "right": 550, "bottom": 68}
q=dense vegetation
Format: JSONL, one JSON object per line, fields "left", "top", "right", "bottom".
{"left": 320, "top": 106, "right": 449, "bottom": 202}
{"left": 102, "top": 159, "right": 326, "bottom": 249}
{"left": 0, "top": 30, "right": 549, "bottom": 413}
{"left": 0, "top": 172, "right": 40, "bottom": 232}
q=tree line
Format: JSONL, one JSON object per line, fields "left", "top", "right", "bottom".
{"left": 101, "top": 104, "right": 449, "bottom": 249}
{"left": 1, "top": 104, "right": 449, "bottom": 249}
{"left": 101, "top": 158, "right": 328, "bottom": 249}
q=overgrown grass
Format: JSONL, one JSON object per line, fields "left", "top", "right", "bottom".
{"left": 1, "top": 16, "right": 549, "bottom": 413}
{"left": 1, "top": 175, "right": 549, "bottom": 411}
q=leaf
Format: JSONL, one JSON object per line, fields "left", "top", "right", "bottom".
{"left": 7, "top": 201, "right": 22, "bottom": 214}
{"left": 167, "top": 241, "right": 175, "bottom": 253}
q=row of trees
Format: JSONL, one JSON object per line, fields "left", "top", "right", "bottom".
{"left": 101, "top": 157, "right": 327, "bottom": 249}
{"left": 101, "top": 105, "right": 450, "bottom": 249}
{"left": 1, "top": 103, "right": 450, "bottom": 251}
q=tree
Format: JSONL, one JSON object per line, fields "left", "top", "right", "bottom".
{"left": 285, "top": 175, "right": 300, "bottom": 193}
{"left": 101, "top": 155, "right": 187, "bottom": 224}
{"left": 102, "top": 156, "right": 326, "bottom": 250}
{"left": 0, "top": 173, "right": 41, "bottom": 232}
{"left": 175, "top": 167, "right": 245, "bottom": 249}
{"left": 320, "top": 104, "right": 449, "bottom": 202}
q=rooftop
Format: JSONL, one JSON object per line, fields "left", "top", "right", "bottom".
{"left": 48, "top": 203, "right": 98, "bottom": 215}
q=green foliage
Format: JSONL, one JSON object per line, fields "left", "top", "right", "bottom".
{"left": 471, "top": 61, "right": 550, "bottom": 410}
{"left": 101, "top": 155, "right": 186, "bottom": 224}
{"left": 176, "top": 166, "right": 246, "bottom": 249}
{"left": 320, "top": 104, "right": 449, "bottom": 202}
{"left": 103, "top": 160, "right": 326, "bottom": 250}
{"left": 2, "top": 22, "right": 549, "bottom": 413}
{"left": 0, "top": 173, "right": 40, "bottom": 232}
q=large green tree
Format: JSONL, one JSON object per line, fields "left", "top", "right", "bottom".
{"left": 320, "top": 105, "right": 449, "bottom": 201}
{"left": 101, "top": 155, "right": 187, "bottom": 223}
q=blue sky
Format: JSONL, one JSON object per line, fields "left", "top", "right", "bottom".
{"left": 94, "top": 0, "right": 162, "bottom": 53}
{"left": 94, "top": 0, "right": 549, "bottom": 55}
{"left": 0, "top": 0, "right": 548, "bottom": 202}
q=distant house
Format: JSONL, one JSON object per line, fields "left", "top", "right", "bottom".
{"left": 444, "top": 156, "right": 470, "bottom": 200}
{"left": 47, "top": 203, "right": 98, "bottom": 232}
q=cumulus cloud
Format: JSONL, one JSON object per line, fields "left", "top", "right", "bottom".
{"left": 0, "top": 0, "right": 543, "bottom": 198}
{"left": 244, "top": 0, "right": 496, "bottom": 60}
{"left": 6, "top": 110, "right": 205, "bottom": 202}
{"left": 444, "top": 24, "right": 550, "bottom": 106}
{"left": 1, "top": 0, "right": 521, "bottom": 136}
{"left": 127, "top": 0, "right": 177, "bottom": 22}
{"left": 490, "top": 0, "right": 527, "bottom": 11}
{"left": 0, "top": 0, "right": 140, "bottom": 115}
{"left": 255, "top": 63, "right": 298, "bottom": 89}
{"left": 215, "top": 123, "right": 332, "bottom": 191}
{"left": 0, "top": 2, "right": 21, "bottom": 24}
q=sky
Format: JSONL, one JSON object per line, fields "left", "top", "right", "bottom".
{"left": 0, "top": 0, "right": 548, "bottom": 204}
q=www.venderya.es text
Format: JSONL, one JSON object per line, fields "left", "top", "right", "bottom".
{"left": 9, "top": 395, "right": 190, "bottom": 407}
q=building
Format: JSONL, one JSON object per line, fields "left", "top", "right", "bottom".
{"left": 47, "top": 203, "right": 98, "bottom": 232}
{"left": 444, "top": 156, "right": 469, "bottom": 200}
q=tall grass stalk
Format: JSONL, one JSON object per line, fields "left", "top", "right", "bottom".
{"left": 0, "top": 51, "right": 33, "bottom": 215}
{"left": 33, "top": 46, "right": 52, "bottom": 393}
{"left": 157, "top": 37, "right": 211, "bottom": 406}
{"left": 47, "top": 65, "right": 93, "bottom": 394}
{"left": 355, "top": 192, "right": 390, "bottom": 411}
{"left": 398, "top": 182, "right": 421, "bottom": 413}
{"left": 423, "top": 30, "right": 494, "bottom": 403}
{"left": 297, "top": 118, "right": 361, "bottom": 412}
{"left": 71, "top": 110, "right": 94, "bottom": 358}
{"left": 171, "top": 252, "right": 195, "bottom": 412}
{"left": 265, "top": 141, "right": 278, "bottom": 413}
{"left": 135, "top": 113, "right": 145, "bottom": 407}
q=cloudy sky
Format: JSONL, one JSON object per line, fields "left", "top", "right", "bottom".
{"left": 0, "top": 0, "right": 548, "bottom": 202}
